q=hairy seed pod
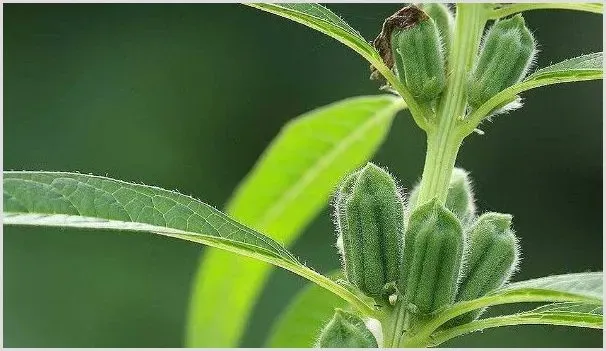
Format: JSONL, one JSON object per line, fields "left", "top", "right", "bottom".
{"left": 450, "top": 212, "right": 520, "bottom": 325}
{"left": 391, "top": 6, "right": 446, "bottom": 101}
{"left": 316, "top": 309, "right": 378, "bottom": 348}
{"left": 399, "top": 199, "right": 464, "bottom": 314}
{"left": 405, "top": 168, "right": 476, "bottom": 228}
{"left": 335, "top": 163, "right": 405, "bottom": 299}
{"left": 468, "top": 14, "right": 536, "bottom": 109}
{"left": 421, "top": 3, "right": 454, "bottom": 57}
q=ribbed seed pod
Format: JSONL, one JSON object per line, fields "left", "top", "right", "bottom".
{"left": 445, "top": 168, "right": 476, "bottom": 228}
{"left": 405, "top": 168, "right": 476, "bottom": 228}
{"left": 421, "top": 3, "right": 454, "bottom": 57}
{"left": 335, "top": 163, "right": 405, "bottom": 299}
{"left": 399, "top": 199, "right": 464, "bottom": 314}
{"left": 391, "top": 6, "right": 446, "bottom": 101}
{"left": 450, "top": 212, "right": 520, "bottom": 325}
{"left": 468, "top": 14, "right": 536, "bottom": 109}
{"left": 316, "top": 309, "right": 378, "bottom": 348}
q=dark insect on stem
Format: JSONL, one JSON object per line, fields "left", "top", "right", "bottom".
{"left": 370, "top": 5, "right": 429, "bottom": 81}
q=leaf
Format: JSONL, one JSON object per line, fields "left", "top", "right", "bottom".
{"left": 266, "top": 271, "right": 347, "bottom": 347}
{"left": 429, "top": 302, "right": 603, "bottom": 346}
{"left": 2, "top": 172, "right": 377, "bottom": 320}
{"left": 526, "top": 52, "right": 604, "bottom": 82}
{"left": 227, "top": 96, "right": 405, "bottom": 234}
{"left": 529, "top": 301, "right": 603, "bottom": 316}
{"left": 509, "top": 301, "right": 603, "bottom": 328}
{"left": 490, "top": 3, "right": 603, "bottom": 19}
{"left": 244, "top": 3, "right": 429, "bottom": 129}
{"left": 492, "top": 272, "right": 603, "bottom": 303}
{"left": 246, "top": 3, "right": 377, "bottom": 64}
{"left": 3, "top": 172, "right": 298, "bottom": 263}
{"left": 405, "top": 272, "right": 604, "bottom": 346}
{"left": 186, "top": 95, "right": 405, "bottom": 347}
{"left": 462, "top": 52, "right": 604, "bottom": 134}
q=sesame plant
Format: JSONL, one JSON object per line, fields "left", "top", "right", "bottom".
{"left": 3, "top": 3, "right": 604, "bottom": 348}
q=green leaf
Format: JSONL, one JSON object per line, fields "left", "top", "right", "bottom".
{"left": 490, "top": 3, "right": 603, "bottom": 19}
{"left": 244, "top": 3, "right": 429, "bottom": 130}
{"left": 526, "top": 52, "right": 604, "bottom": 82}
{"left": 266, "top": 271, "right": 347, "bottom": 347}
{"left": 3, "top": 171, "right": 297, "bottom": 263}
{"left": 403, "top": 272, "right": 603, "bottom": 346}
{"left": 512, "top": 302, "right": 603, "bottom": 328}
{"left": 185, "top": 95, "right": 405, "bottom": 346}
{"left": 462, "top": 52, "right": 604, "bottom": 135}
{"left": 247, "top": 3, "right": 377, "bottom": 65}
{"left": 492, "top": 272, "right": 603, "bottom": 302}
{"left": 3, "top": 171, "right": 377, "bottom": 321}
{"left": 429, "top": 302, "right": 603, "bottom": 346}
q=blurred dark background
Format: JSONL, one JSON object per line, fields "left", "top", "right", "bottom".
{"left": 3, "top": 3, "right": 602, "bottom": 347}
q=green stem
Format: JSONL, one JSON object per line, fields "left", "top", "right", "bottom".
{"left": 416, "top": 4, "right": 487, "bottom": 206}
{"left": 416, "top": 130, "right": 463, "bottom": 205}
{"left": 391, "top": 4, "right": 487, "bottom": 347}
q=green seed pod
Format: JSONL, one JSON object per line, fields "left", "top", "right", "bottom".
{"left": 468, "top": 14, "right": 536, "bottom": 109}
{"left": 399, "top": 199, "right": 464, "bottom": 314}
{"left": 445, "top": 168, "right": 476, "bottom": 227}
{"left": 405, "top": 168, "right": 476, "bottom": 227}
{"left": 391, "top": 6, "right": 446, "bottom": 101}
{"left": 450, "top": 212, "right": 520, "bottom": 325}
{"left": 421, "top": 3, "right": 454, "bottom": 57}
{"left": 335, "top": 163, "right": 405, "bottom": 299}
{"left": 316, "top": 309, "right": 378, "bottom": 348}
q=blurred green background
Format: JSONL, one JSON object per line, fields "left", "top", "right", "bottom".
{"left": 4, "top": 3, "right": 602, "bottom": 347}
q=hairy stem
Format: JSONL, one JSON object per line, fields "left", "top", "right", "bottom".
{"left": 387, "top": 3, "right": 488, "bottom": 347}
{"left": 415, "top": 4, "right": 486, "bottom": 206}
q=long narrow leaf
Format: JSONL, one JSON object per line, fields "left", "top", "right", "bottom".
{"left": 429, "top": 302, "right": 603, "bottom": 346}
{"left": 407, "top": 272, "right": 604, "bottom": 345}
{"left": 493, "top": 272, "right": 603, "bottom": 302}
{"left": 4, "top": 172, "right": 297, "bottom": 262}
{"left": 463, "top": 52, "right": 603, "bottom": 134}
{"left": 186, "top": 95, "right": 404, "bottom": 346}
{"left": 2, "top": 172, "right": 377, "bottom": 320}
{"left": 247, "top": 3, "right": 377, "bottom": 63}
{"left": 490, "top": 3, "right": 603, "bottom": 19}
